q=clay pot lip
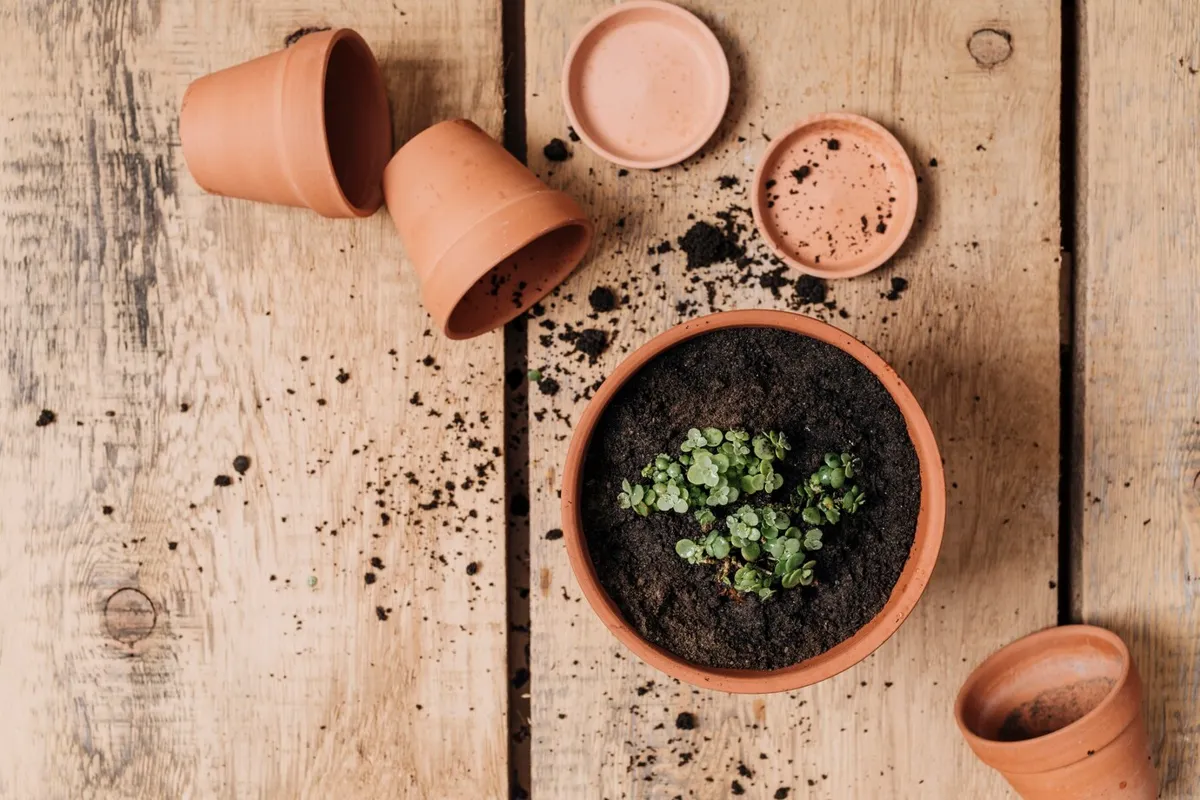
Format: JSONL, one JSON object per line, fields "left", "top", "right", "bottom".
{"left": 439, "top": 204, "right": 593, "bottom": 340}
{"left": 561, "top": 0, "right": 730, "bottom": 170}
{"left": 751, "top": 112, "right": 918, "bottom": 279}
{"left": 954, "top": 624, "right": 1137, "bottom": 773}
{"left": 560, "top": 310, "right": 946, "bottom": 693}
{"left": 306, "top": 28, "right": 390, "bottom": 218}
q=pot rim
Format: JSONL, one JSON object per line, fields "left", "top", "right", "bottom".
{"left": 954, "top": 624, "right": 1140, "bottom": 774}
{"left": 287, "top": 28, "right": 389, "bottom": 218}
{"left": 560, "top": 0, "right": 731, "bottom": 170}
{"left": 561, "top": 310, "right": 946, "bottom": 693}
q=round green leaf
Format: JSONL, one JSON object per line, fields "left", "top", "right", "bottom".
{"left": 710, "top": 537, "right": 731, "bottom": 559}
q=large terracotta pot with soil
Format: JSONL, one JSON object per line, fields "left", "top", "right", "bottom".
{"left": 955, "top": 625, "right": 1158, "bottom": 799}
{"left": 382, "top": 119, "right": 593, "bottom": 339}
{"left": 180, "top": 28, "right": 391, "bottom": 218}
{"left": 561, "top": 310, "right": 945, "bottom": 693}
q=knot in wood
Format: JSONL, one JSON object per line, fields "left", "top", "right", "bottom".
{"left": 969, "top": 29, "right": 1012, "bottom": 68}
{"left": 104, "top": 587, "right": 156, "bottom": 645}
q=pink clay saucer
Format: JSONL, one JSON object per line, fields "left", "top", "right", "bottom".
{"left": 562, "top": 0, "right": 730, "bottom": 169}
{"left": 752, "top": 113, "right": 918, "bottom": 279}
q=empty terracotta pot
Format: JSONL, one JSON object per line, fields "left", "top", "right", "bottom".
{"left": 956, "top": 625, "right": 1158, "bottom": 799}
{"left": 560, "top": 310, "right": 946, "bottom": 693}
{"left": 383, "top": 119, "right": 593, "bottom": 339}
{"left": 180, "top": 28, "right": 391, "bottom": 218}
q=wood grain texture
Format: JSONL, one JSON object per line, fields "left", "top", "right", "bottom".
{"left": 1075, "top": 2, "right": 1200, "bottom": 795}
{"left": 0, "top": 2, "right": 506, "bottom": 798}
{"left": 527, "top": 2, "right": 1060, "bottom": 797}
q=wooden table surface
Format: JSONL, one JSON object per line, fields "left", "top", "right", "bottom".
{"left": 0, "top": 1, "right": 1195, "bottom": 798}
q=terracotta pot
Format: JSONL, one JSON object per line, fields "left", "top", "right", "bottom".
{"left": 180, "top": 28, "right": 391, "bottom": 218}
{"left": 383, "top": 119, "right": 593, "bottom": 339}
{"left": 560, "top": 310, "right": 946, "bottom": 693}
{"left": 956, "top": 625, "right": 1158, "bottom": 799}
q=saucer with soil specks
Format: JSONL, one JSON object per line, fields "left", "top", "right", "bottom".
{"left": 562, "top": 0, "right": 729, "bottom": 169}
{"left": 752, "top": 113, "right": 918, "bottom": 279}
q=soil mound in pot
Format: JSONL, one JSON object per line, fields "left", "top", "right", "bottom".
{"left": 581, "top": 327, "right": 920, "bottom": 670}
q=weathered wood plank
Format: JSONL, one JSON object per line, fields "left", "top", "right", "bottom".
{"left": 0, "top": 2, "right": 506, "bottom": 797}
{"left": 1076, "top": 2, "right": 1200, "bottom": 795}
{"left": 527, "top": 1, "right": 1060, "bottom": 796}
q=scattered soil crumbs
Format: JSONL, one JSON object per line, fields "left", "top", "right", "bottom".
{"left": 678, "top": 218, "right": 744, "bottom": 270}
{"left": 885, "top": 276, "right": 910, "bottom": 301}
{"left": 233, "top": 455, "right": 251, "bottom": 475}
{"left": 284, "top": 26, "right": 331, "bottom": 47}
{"left": 559, "top": 326, "right": 610, "bottom": 363}
{"left": 731, "top": 781, "right": 745, "bottom": 795}
{"left": 675, "top": 712, "right": 696, "bottom": 730}
{"left": 375, "top": 606, "right": 389, "bottom": 621}
{"left": 997, "top": 677, "right": 1116, "bottom": 741}
{"left": 35, "top": 409, "right": 56, "bottom": 427}
{"left": 102, "top": 505, "right": 114, "bottom": 515}
{"left": 466, "top": 561, "right": 479, "bottom": 575}
{"left": 588, "top": 285, "right": 617, "bottom": 313}
{"left": 538, "top": 377, "right": 560, "bottom": 396}
{"left": 794, "top": 275, "right": 828, "bottom": 305}
{"left": 545, "top": 528, "right": 564, "bottom": 540}
{"left": 581, "top": 328, "right": 921, "bottom": 670}
{"left": 717, "top": 175, "right": 740, "bottom": 189}
{"left": 214, "top": 475, "right": 233, "bottom": 487}
{"left": 775, "top": 789, "right": 791, "bottom": 799}
{"left": 543, "top": 138, "right": 571, "bottom": 162}
{"left": 336, "top": 369, "right": 350, "bottom": 384}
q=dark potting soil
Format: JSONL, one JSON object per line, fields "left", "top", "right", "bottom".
{"left": 677, "top": 219, "right": 744, "bottom": 270}
{"left": 581, "top": 327, "right": 921, "bottom": 670}
{"left": 543, "top": 138, "right": 571, "bottom": 162}
{"left": 588, "top": 285, "right": 617, "bottom": 313}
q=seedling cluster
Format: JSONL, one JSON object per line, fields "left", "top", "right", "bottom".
{"left": 618, "top": 427, "right": 867, "bottom": 600}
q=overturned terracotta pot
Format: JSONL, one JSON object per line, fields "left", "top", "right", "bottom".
{"left": 561, "top": 310, "right": 945, "bottom": 693}
{"left": 956, "top": 625, "right": 1158, "bottom": 799}
{"left": 180, "top": 28, "right": 391, "bottom": 218}
{"left": 383, "top": 119, "right": 593, "bottom": 339}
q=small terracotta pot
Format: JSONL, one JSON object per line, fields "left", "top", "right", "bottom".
{"left": 382, "top": 119, "right": 593, "bottom": 339}
{"left": 180, "top": 28, "right": 391, "bottom": 218}
{"left": 955, "top": 625, "right": 1158, "bottom": 799}
{"left": 560, "top": 310, "right": 946, "bottom": 693}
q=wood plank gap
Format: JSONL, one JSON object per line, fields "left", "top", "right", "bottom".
{"left": 501, "top": 1, "right": 532, "bottom": 798}
{"left": 1060, "top": 0, "right": 1083, "bottom": 624}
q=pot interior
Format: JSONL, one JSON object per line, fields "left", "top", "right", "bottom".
{"left": 960, "top": 635, "right": 1124, "bottom": 742}
{"left": 446, "top": 222, "right": 591, "bottom": 339}
{"left": 324, "top": 35, "right": 390, "bottom": 212}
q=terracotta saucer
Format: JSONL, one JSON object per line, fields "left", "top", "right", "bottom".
{"left": 752, "top": 113, "right": 918, "bottom": 278}
{"left": 562, "top": 0, "right": 729, "bottom": 169}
